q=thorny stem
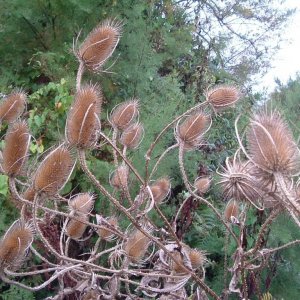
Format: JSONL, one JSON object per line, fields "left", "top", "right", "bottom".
{"left": 76, "top": 62, "right": 84, "bottom": 92}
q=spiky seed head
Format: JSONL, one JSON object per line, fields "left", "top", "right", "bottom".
{"left": 33, "top": 146, "right": 74, "bottom": 196}
{"left": 23, "top": 186, "right": 36, "bottom": 202}
{"left": 188, "top": 248, "right": 207, "bottom": 269}
{"left": 124, "top": 230, "right": 151, "bottom": 262}
{"left": 206, "top": 85, "right": 240, "bottom": 112}
{"left": 110, "top": 165, "right": 129, "bottom": 190}
{"left": 119, "top": 123, "right": 144, "bottom": 149}
{"left": 0, "top": 91, "right": 26, "bottom": 123}
{"left": 224, "top": 199, "right": 239, "bottom": 223}
{"left": 110, "top": 99, "right": 139, "bottom": 130}
{"left": 78, "top": 19, "right": 122, "bottom": 72}
{"left": 0, "top": 220, "right": 33, "bottom": 269}
{"left": 66, "top": 85, "right": 102, "bottom": 149}
{"left": 171, "top": 251, "right": 187, "bottom": 274}
{"left": 176, "top": 111, "right": 210, "bottom": 149}
{"left": 194, "top": 176, "right": 211, "bottom": 194}
{"left": 149, "top": 177, "right": 171, "bottom": 204}
{"left": 66, "top": 215, "right": 88, "bottom": 240}
{"left": 2, "top": 121, "right": 30, "bottom": 176}
{"left": 69, "top": 193, "right": 95, "bottom": 214}
{"left": 247, "top": 110, "right": 300, "bottom": 176}
{"left": 97, "top": 217, "right": 118, "bottom": 241}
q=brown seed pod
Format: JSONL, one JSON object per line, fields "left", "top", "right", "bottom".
{"left": 33, "top": 146, "right": 74, "bottom": 196}
{"left": 2, "top": 121, "right": 30, "bottom": 176}
{"left": 0, "top": 91, "right": 26, "bottom": 123}
{"left": 110, "top": 165, "right": 129, "bottom": 190}
{"left": 176, "top": 111, "right": 210, "bottom": 149}
{"left": 119, "top": 123, "right": 144, "bottom": 149}
{"left": 110, "top": 99, "right": 139, "bottom": 130}
{"left": 0, "top": 220, "right": 33, "bottom": 269}
{"left": 194, "top": 176, "right": 211, "bottom": 194}
{"left": 149, "top": 177, "right": 171, "bottom": 204}
{"left": 69, "top": 193, "right": 95, "bottom": 214}
{"left": 171, "top": 251, "right": 187, "bottom": 274}
{"left": 206, "top": 85, "right": 240, "bottom": 112}
{"left": 66, "top": 84, "right": 102, "bottom": 149}
{"left": 97, "top": 217, "right": 118, "bottom": 241}
{"left": 22, "top": 186, "right": 36, "bottom": 202}
{"left": 66, "top": 215, "right": 88, "bottom": 240}
{"left": 78, "top": 19, "right": 122, "bottom": 72}
{"left": 224, "top": 199, "right": 239, "bottom": 223}
{"left": 247, "top": 110, "right": 300, "bottom": 176}
{"left": 188, "top": 248, "right": 207, "bottom": 269}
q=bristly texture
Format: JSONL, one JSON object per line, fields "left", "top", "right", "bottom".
{"left": 97, "top": 217, "right": 118, "bottom": 241}
{"left": 66, "top": 84, "right": 102, "bottom": 149}
{"left": 176, "top": 111, "right": 210, "bottom": 149}
{"left": 2, "top": 121, "right": 30, "bottom": 176}
{"left": 188, "top": 248, "right": 207, "bottom": 269}
{"left": 110, "top": 99, "right": 139, "bottom": 130}
{"left": 194, "top": 176, "right": 211, "bottom": 194}
{"left": 66, "top": 215, "right": 88, "bottom": 240}
{"left": 110, "top": 165, "right": 129, "bottom": 190}
{"left": 33, "top": 146, "right": 74, "bottom": 196}
{"left": 23, "top": 186, "right": 36, "bottom": 202}
{"left": 78, "top": 19, "right": 122, "bottom": 72}
{"left": 0, "top": 91, "right": 26, "bottom": 123}
{"left": 224, "top": 199, "right": 239, "bottom": 223}
{"left": 69, "top": 193, "right": 95, "bottom": 214}
{"left": 0, "top": 220, "right": 33, "bottom": 269}
{"left": 119, "top": 123, "right": 144, "bottom": 149}
{"left": 247, "top": 110, "right": 300, "bottom": 176}
{"left": 149, "top": 177, "right": 171, "bottom": 204}
{"left": 206, "top": 85, "right": 240, "bottom": 112}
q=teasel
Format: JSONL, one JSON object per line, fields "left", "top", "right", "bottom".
{"left": 175, "top": 111, "right": 211, "bottom": 150}
{"left": 206, "top": 85, "right": 240, "bottom": 112}
{"left": 66, "top": 84, "right": 102, "bottom": 149}
{"left": 194, "top": 176, "right": 211, "bottom": 194}
{"left": 224, "top": 199, "right": 239, "bottom": 223}
{"left": 188, "top": 248, "right": 207, "bottom": 270}
{"left": 2, "top": 121, "right": 30, "bottom": 176}
{"left": 33, "top": 146, "right": 75, "bottom": 196}
{"left": 77, "top": 19, "right": 122, "bottom": 72}
{"left": 68, "top": 193, "right": 95, "bottom": 214}
{"left": 149, "top": 177, "right": 171, "bottom": 204}
{"left": 110, "top": 99, "right": 139, "bottom": 130}
{"left": 119, "top": 123, "right": 144, "bottom": 149}
{"left": 0, "top": 91, "right": 26, "bottom": 123}
{"left": 66, "top": 214, "right": 88, "bottom": 240}
{"left": 0, "top": 220, "right": 33, "bottom": 269}
{"left": 96, "top": 216, "right": 118, "bottom": 241}
{"left": 110, "top": 164, "right": 129, "bottom": 190}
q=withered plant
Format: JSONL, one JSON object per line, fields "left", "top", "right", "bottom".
{"left": 0, "top": 18, "right": 299, "bottom": 300}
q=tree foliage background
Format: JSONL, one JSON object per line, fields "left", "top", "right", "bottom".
{"left": 0, "top": 0, "right": 299, "bottom": 298}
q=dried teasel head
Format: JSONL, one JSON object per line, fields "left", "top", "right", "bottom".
{"left": 97, "top": 216, "right": 118, "bottom": 241}
{"left": 2, "top": 121, "right": 30, "bottom": 176}
{"left": 22, "top": 186, "right": 36, "bottom": 202}
{"left": 0, "top": 91, "right": 26, "bottom": 123}
{"left": 110, "top": 99, "right": 139, "bottom": 130}
{"left": 188, "top": 248, "right": 207, "bottom": 269}
{"left": 0, "top": 220, "right": 33, "bottom": 269}
{"left": 119, "top": 123, "right": 144, "bottom": 149}
{"left": 69, "top": 193, "right": 95, "bottom": 214}
{"left": 206, "top": 85, "right": 240, "bottom": 112}
{"left": 246, "top": 110, "right": 300, "bottom": 176}
{"left": 149, "top": 177, "right": 171, "bottom": 204}
{"left": 224, "top": 199, "right": 239, "bottom": 223}
{"left": 66, "top": 214, "right": 88, "bottom": 240}
{"left": 33, "top": 146, "right": 75, "bottom": 196}
{"left": 194, "top": 176, "right": 211, "bottom": 194}
{"left": 110, "top": 164, "right": 129, "bottom": 190}
{"left": 176, "top": 111, "right": 211, "bottom": 149}
{"left": 77, "top": 19, "right": 122, "bottom": 72}
{"left": 66, "top": 84, "right": 102, "bottom": 149}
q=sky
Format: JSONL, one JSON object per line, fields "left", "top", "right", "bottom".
{"left": 259, "top": 0, "right": 300, "bottom": 92}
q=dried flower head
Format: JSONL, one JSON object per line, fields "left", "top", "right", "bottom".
{"left": 78, "top": 19, "right": 122, "bottom": 72}
{"left": 224, "top": 199, "right": 239, "bottom": 223}
{"left": 119, "top": 123, "right": 144, "bottom": 149}
{"left": 69, "top": 193, "right": 95, "bottom": 214}
{"left": 66, "top": 215, "right": 88, "bottom": 240}
{"left": 149, "top": 177, "right": 171, "bottom": 204}
{"left": 22, "top": 186, "right": 36, "bottom": 202}
{"left": 206, "top": 85, "right": 240, "bottom": 112}
{"left": 188, "top": 248, "right": 207, "bottom": 269}
{"left": 97, "top": 216, "right": 118, "bottom": 241}
{"left": 110, "top": 99, "right": 139, "bottom": 130}
{"left": 66, "top": 84, "right": 102, "bottom": 149}
{"left": 194, "top": 176, "right": 211, "bottom": 194}
{"left": 2, "top": 121, "right": 30, "bottom": 176}
{"left": 110, "top": 165, "right": 129, "bottom": 190}
{"left": 171, "top": 251, "right": 188, "bottom": 274}
{"left": 0, "top": 220, "right": 33, "bottom": 269}
{"left": 176, "top": 111, "right": 211, "bottom": 149}
{"left": 247, "top": 110, "right": 300, "bottom": 176}
{"left": 0, "top": 91, "right": 26, "bottom": 123}
{"left": 33, "top": 146, "right": 74, "bottom": 196}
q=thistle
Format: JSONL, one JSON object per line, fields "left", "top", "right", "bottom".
{"left": 97, "top": 216, "right": 118, "bottom": 241}
{"left": 110, "top": 164, "right": 129, "bottom": 190}
{"left": 66, "top": 215, "right": 88, "bottom": 240}
{"left": 119, "top": 123, "right": 144, "bottom": 149}
{"left": 224, "top": 199, "right": 239, "bottom": 223}
{"left": 68, "top": 193, "right": 95, "bottom": 214}
{"left": 194, "top": 176, "right": 211, "bottom": 194}
{"left": 149, "top": 177, "right": 171, "bottom": 204}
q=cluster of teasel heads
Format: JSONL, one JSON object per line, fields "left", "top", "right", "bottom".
{"left": 0, "top": 18, "right": 298, "bottom": 300}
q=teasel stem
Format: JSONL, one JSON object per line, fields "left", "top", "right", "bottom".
{"left": 76, "top": 62, "right": 85, "bottom": 91}
{"left": 178, "top": 145, "right": 239, "bottom": 244}
{"left": 240, "top": 204, "right": 248, "bottom": 300}
{"left": 30, "top": 245, "right": 57, "bottom": 267}
{"left": 78, "top": 150, "right": 219, "bottom": 299}
{"left": 4, "top": 266, "right": 62, "bottom": 277}
{"left": 223, "top": 230, "right": 229, "bottom": 291}
{"left": 112, "top": 128, "right": 119, "bottom": 167}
